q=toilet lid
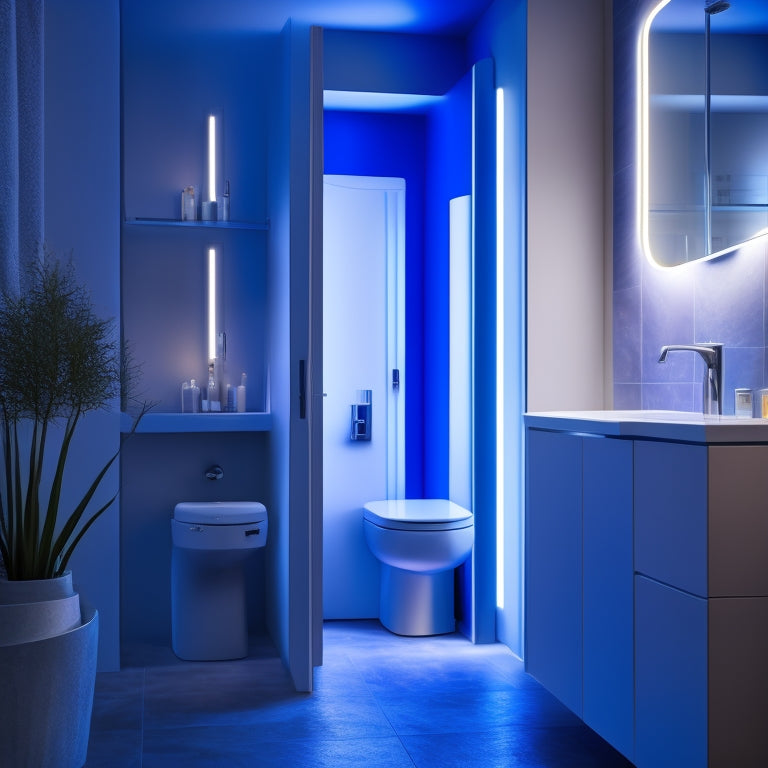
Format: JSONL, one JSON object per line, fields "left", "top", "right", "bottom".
{"left": 363, "top": 499, "right": 473, "bottom": 531}
{"left": 174, "top": 501, "right": 267, "bottom": 525}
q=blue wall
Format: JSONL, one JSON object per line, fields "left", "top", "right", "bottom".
{"left": 324, "top": 110, "right": 428, "bottom": 497}
{"left": 121, "top": 24, "right": 273, "bottom": 409}
{"left": 119, "top": 12, "right": 278, "bottom": 658}
{"left": 44, "top": 0, "right": 122, "bottom": 672}
{"left": 469, "top": 0, "right": 528, "bottom": 655}
{"left": 323, "top": 78, "right": 473, "bottom": 500}
{"left": 324, "top": 29, "right": 468, "bottom": 96}
{"left": 423, "top": 74, "right": 473, "bottom": 499}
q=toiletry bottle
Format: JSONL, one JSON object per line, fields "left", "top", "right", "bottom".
{"left": 207, "top": 362, "right": 220, "bottom": 411}
{"left": 219, "top": 180, "right": 231, "bottom": 222}
{"left": 237, "top": 372, "right": 246, "bottom": 412}
{"left": 759, "top": 388, "right": 768, "bottom": 418}
{"left": 735, "top": 388, "right": 752, "bottom": 418}
{"left": 181, "top": 380, "right": 202, "bottom": 413}
{"left": 182, "top": 186, "right": 196, "bottom": 221}
{"left": 201, "top": 200, "right": 217, "bottom": 221}
{"left": 190, "top": 379, "right": 200, "bottom": 413}
{"left": 226, "top": 384, "right": 236, "bottom": 412}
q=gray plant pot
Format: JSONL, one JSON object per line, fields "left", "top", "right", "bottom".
{"left": 0, "top": 571, "right": 81, "bottom": 647}
{"left": 0, "top": 599, "right": 99, "bottom": 768}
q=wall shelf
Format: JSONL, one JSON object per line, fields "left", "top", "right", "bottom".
{"left": 124, "top": 218, "right": 269, "bottom": 231}
{"left": 121, "top": 411, "right": 272, "bottom": 433}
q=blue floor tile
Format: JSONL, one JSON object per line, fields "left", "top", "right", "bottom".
{"left": 143, "top": 728, "right": 415, "bottom": 768}
{"left": 86, "top": 623, "right": 634, "bottom": 767}
{"left": 401, "top": 726, "right": 632, "bottom": 768}
{"left": 375, "top": 687, "right": 583, "bottom": 736}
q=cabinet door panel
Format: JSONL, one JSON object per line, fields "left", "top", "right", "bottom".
{"left": 635, "top": 441, "right": 708, "bottom": 596}
{"left": 525, "top": 429, "right": 582, "bottom": 716}
{"left": 583, "top": 437, "right": 634, "bottom": 761}
{"left": 709, "top": 596, "right": 768, "bottom": 766}
{"left": 635, "top": 575, "right": 708, "bottom": 768}
{"left": 708, "top": 445, "right": 768, "bottom": 597}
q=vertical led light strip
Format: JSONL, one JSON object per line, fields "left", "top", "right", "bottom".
{"left": 208, "top": 114, "right": 217, "bottom": 203}
{"left": 208, "top": 247, "right": 217, "bottom": 361}
{"left": 495, "top": 87, "right": 505, "bottom": 610}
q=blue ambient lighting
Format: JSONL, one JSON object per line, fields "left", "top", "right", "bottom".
{"left": 496, "top": 86, "right": 504, "bottom": 610}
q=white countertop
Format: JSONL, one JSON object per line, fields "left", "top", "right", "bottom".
{"left": 524, "top": 410, "right": 768, "bottom": 443}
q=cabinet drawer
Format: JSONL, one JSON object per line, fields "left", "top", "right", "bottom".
{"left": 708, "top": 445, "right": 768, "bottom": 597}
{"left": 634, "top": 441, "right": 708, "bottom": 596}
{"left": 635, "top": 575, "right": 708, "bottom": 768}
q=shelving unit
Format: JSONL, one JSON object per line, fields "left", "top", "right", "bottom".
{"left": 124, "top": 218, "right": 269, "bottom": 231}
{"left": 120, "top": 411, "right": 271, "bottom": 434}
{"left": 121, "top": 214, "right": 270, "bottom": 433}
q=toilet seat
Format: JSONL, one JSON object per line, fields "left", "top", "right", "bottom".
{"left": 174, "top": 501, "right": 267, "bottom": 525}
{"left": 363, "top": 499, "right": 472, "bottom": 532}
{"left": 172, "top": 502, "right": 268, "bottom": 551}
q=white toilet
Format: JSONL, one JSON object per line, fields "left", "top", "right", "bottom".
{"left": 171, "top": 501, "right": 268, "bottom": 661}
{"left": 363, "top": 499, "right": 474, "bottom": 636}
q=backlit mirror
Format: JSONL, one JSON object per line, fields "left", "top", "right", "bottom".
{"left": 640, "top": 0, "right": 768, "bottom": 267}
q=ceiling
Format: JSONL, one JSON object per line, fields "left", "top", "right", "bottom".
{"left": 130, "top": 0, "right": 496, "bottom": 38}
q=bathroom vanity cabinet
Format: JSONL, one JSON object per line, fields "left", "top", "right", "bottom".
{"left": 525, "top": 411, "right": 768, "bottom": 768}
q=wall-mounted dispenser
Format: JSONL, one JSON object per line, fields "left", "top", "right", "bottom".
{"left": 350, "top": 389, "right": 372, "bottom": 441}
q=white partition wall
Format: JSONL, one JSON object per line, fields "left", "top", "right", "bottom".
{"left": 449, "top": 195, "right": 472, "bottom": 511}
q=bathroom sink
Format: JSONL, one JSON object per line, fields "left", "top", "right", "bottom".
{"left": 524, "top": 409, "right": 768, "bottom": 444}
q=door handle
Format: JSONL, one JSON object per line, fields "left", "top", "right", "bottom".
{"left": 299, "top": 359, "right": 306, "bottom": 419}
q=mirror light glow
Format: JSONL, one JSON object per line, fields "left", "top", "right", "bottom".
{"left": 496, "top": 86, "right": 504, "bottom": 610}
{"left": 638, "top": 0, "right": 768, "bottom": 268}
{"left": 638, "top": 0, "right": 671, "bottom": 269}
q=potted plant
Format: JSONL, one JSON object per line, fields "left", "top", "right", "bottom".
{"left": 0, "top": 255, "right": 149, "bottom": 768}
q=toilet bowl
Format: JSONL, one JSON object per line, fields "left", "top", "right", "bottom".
{"left": 171, "top": 501, "right": 268, "bottom": 661}
{"left": 363, "top": 499, "right": 473, "bottom": 636}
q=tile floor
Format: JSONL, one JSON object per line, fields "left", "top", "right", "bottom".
{"left": 86, "top": 621, "right": 633, "bottom": 767}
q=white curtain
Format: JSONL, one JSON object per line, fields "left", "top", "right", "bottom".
{"left": 0, "top": 0, "right": 43, "bottom": 297}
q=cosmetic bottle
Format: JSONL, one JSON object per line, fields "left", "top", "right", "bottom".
{"left": 182, "top": 186, "right": 196, "bottom": 221}
{"left": 224, "top": 384, "right": 236, "bottom": 412}
{"left": 207, "top": 362, "right": 220, "bottom": 411}
{"left": 201, "top": 200, "right": 217, "bottom": 221}
{"left": 218, "top": 180, "right": 231, "bottom": 222}
{"left": 758, "top": 388, "right": 768, "bottom": 418}
{"left": 735, "top": 388, "right": 752, "bottom": 418}
{"left": 237, "top": 372, "right": 246, "bottom": 413}
{"left": 181, "top": 379, "right": 201, "bottom": 413}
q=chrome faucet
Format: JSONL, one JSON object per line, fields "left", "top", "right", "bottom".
{"left": 658, "top": 343, "right": 724, "bottom": 415}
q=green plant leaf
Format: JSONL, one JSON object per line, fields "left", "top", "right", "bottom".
{"left": 0, "top": 255, "right": 150, "bottom": 581}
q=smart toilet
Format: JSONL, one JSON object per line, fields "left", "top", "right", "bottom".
{"left": 363, "top": 499, "right": 474, "bottom": 636}
{"left": 171, "top": 501, "right": 268, "bottom": 661}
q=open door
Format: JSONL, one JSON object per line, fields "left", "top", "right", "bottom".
{"left": 266, "top": 22, "right": 323, "bottom": 693}
{"left": 290, "top": 23, "right": 324, "bottom": 692}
